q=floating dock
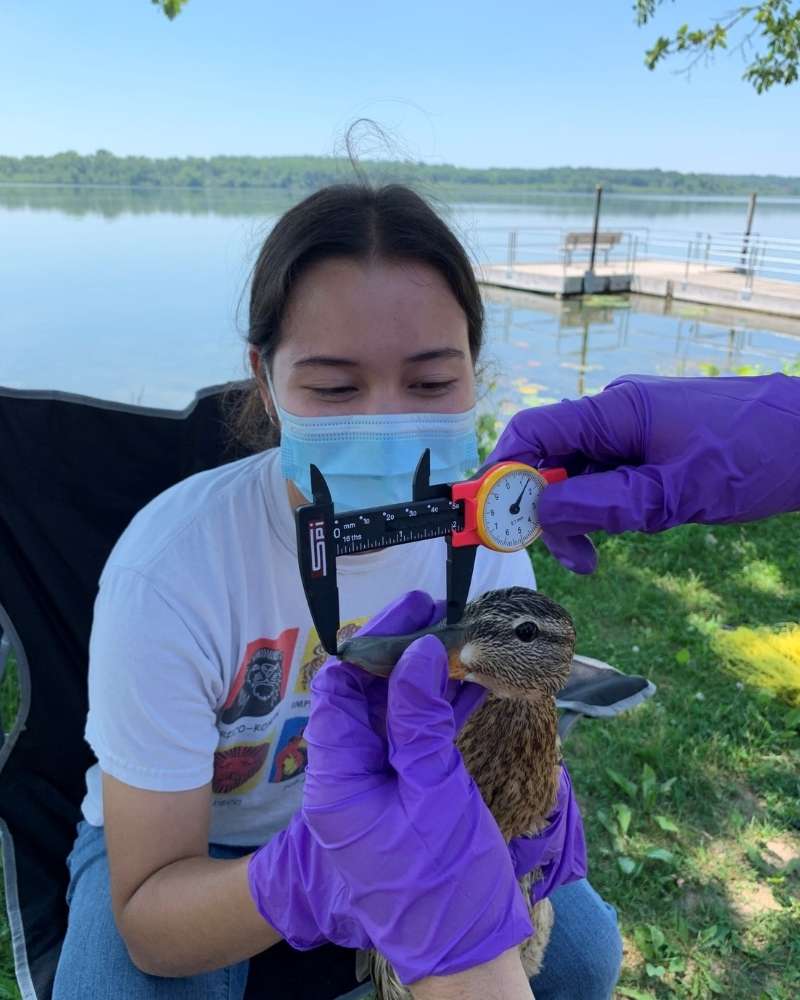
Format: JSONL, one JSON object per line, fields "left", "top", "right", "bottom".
{"left": 476, "top": 261, "right": 800, "bottom": 320}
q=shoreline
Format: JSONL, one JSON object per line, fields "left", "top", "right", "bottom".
{"left": 3, "top": 182, "right": 800, "bottom": 211}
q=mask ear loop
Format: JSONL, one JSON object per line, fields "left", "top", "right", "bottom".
{"left": 261, "top": 351, "right": 310, "bottom": 502}
{"left": 259, "top": 349, "right": 281, "bottom": 430}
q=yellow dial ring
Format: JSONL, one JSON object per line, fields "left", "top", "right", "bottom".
{"left": 475, "top": 462, "right": 547, "bottom": 552}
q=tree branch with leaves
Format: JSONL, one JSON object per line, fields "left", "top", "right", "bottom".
{"left": 635, "top": 1, "right": 800, "bottom": 91}
{"left": 151, "top": 0, "right": 190, "bottom": 20}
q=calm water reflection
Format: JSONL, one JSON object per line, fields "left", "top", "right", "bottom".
{"left": 4, "top": 185, "right": 800, "bottom": 238}
{"left": 482, "top": 288, "right": 800, "bottom": 417}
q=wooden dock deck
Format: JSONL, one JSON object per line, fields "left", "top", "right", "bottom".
{"left": 476, "top": 260, "right": 800, "bottom": 320}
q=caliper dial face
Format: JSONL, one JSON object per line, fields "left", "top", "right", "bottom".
{"left": 476, "top": 464, "right": 547, "bottom": 552}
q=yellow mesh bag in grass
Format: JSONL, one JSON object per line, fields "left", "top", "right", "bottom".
{"left": 713, "top": 623, "right": 800, "bottom": 706}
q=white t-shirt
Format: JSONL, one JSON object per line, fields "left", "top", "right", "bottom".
{"left": 82, "top": 448, "right": 536, "bottom": 846}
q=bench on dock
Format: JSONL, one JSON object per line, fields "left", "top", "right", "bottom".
{"left": 562, "top": 230, "right": 622, "bottom": 265}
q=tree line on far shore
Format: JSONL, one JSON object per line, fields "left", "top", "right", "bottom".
{"left": 1, "top": 150, "right": 799, "bottom": 197}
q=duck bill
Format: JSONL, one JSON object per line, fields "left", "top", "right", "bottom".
{"left": 337, "top": 621, "right": 469, "bottom": 679}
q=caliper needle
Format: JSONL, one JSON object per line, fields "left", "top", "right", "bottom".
{"left": 508, "top": 478, "right": 531, "bottom": 516}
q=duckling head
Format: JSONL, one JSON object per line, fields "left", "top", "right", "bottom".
{"left": 338, "top": 586, "right": 575, "bottom": 702}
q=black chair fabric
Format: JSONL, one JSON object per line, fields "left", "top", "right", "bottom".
{"left": 0, "top": 385, "right": 249, "bottom": 999}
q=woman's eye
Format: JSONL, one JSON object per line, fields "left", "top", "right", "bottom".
{"left": 307, "top": 386, "right": 358, "bottom": 398}
{"left": 410, "top": 380, "right": 458, "bottom": 395}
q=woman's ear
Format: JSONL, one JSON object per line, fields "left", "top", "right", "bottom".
{"left": 248, "top": 346, "right": 264, "bottom": 387}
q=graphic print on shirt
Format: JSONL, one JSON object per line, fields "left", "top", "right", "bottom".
{"left": 294, "top": 618, "right": 367, "bottom": 693}
{"left": 212, "top": 739, "right": 272, "bottom": 795}
{"left": 221, "top": 629, "right": 299, "bottom": 724}
{"left": 269, "top": 716, "right": 308, "bottom": 783}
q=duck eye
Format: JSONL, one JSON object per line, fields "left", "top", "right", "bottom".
{"left": 514, "top": 621, "right": 539, "bottom": 642}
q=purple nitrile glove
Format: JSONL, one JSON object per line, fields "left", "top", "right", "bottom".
{"left": 246, "top": 591, "right": 509, "bottom": 966}
{"left": 486, "top": 373, "right": 800, "bottom": 574}
{"left": 301, "top": 604, "right": 533, "bottom": 984}
{"left": 507, "top": 765, "right": 587, "bottom": 904}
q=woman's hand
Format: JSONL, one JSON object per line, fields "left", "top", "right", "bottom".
{"left": 487, "top": 373, "right": 800, "bottom": 573}
{"left": 248, "top": 591, "right": 532, "bottom": 985}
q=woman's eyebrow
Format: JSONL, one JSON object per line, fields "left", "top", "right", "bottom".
{"left": 405, "top": 348, "right": 465, "bottom": 363}
{"left": 293, "top": 356, "right": 359, "bottom": 369}
{"left": 293, "top": 348, "right": 465, "bottom": 369}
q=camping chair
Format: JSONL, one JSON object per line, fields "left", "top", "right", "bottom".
{"left": 0, "top": 384, "right": 249, "bottom": 998}
{"left": 0, "top": 384, "right": 654, "bottom": 1000}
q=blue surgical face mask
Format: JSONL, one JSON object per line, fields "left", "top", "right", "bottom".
{"left": 265, "top": 370, "right": 478, "bottom": 512}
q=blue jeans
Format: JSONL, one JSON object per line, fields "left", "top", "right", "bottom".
{"left": 53, "top": 820, "right": 622, "bottom": 999}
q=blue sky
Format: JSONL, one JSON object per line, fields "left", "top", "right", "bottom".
{"left": 2, "top": 0, "right": 798, "bottom": 174}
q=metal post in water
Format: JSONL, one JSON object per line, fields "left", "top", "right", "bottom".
{"left": 506, "top": 230, "right": 517, "bottom": 278}
{"left": 740, "top": 191, "right": 757, "bottom": 270}
{"left": 588, "top": 184, "right": 603, "bottom": 274}
{"left": 578, "top": 316, "right": 589, "bottom": 397}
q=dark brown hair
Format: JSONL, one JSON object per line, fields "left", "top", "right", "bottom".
{"left": 225, "top": 183, "right": 484, "bottom": 451}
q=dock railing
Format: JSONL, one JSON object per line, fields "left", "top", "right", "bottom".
{"left": 476, "top": 225, "right": 648, "bottom": 277}
{"left": 475, "top": 226, "right": 565, "bottom": 275}
{"left": 478, "top": 226, "right": 800, "bottom": 291}
{"left": 634, "top": 230, "right": 800, "bottom": 290}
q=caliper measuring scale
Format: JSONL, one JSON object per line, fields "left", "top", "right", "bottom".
{"left": 295, "top": 450, "right": 566, "bottom": 656}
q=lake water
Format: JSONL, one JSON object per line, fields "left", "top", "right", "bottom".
{"left": 2, "top": 185, "right": 799, "bottom": 411}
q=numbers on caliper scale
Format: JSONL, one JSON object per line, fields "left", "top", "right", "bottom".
{"left": 333, "top": 499, "right": 463, "bottom": 555}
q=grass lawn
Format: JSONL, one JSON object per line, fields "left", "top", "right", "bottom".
{"left": 1, "top": 514, "right": 798, "bottom": 999}
{"left": 535, "top": 513, "right": 800, "bottom": 999}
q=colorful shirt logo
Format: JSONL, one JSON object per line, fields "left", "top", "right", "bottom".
{"left": 269, "top": 717, "right": 308, "bottom": 783}
{"left": 220, "top": 630, "right": 298, "bottom": 724}
{"left": 212, "top": 740, "right": 271, "bottom": 794}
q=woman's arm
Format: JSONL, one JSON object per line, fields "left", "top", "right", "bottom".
{"left": 108, "top": 772, "right": 537, "bottom": 995}
{"left": 107, "top": 768, "right": 535, "bottom": 997}
{"left": 411, "top": 948, "right": 533, "bottom": 1000}
{"left": 103, "top": 773, "right": 280, "bottom": 977}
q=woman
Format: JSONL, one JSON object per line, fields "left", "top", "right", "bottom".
{"left": 52, "top": 183, "right": 622, "bottom": 999}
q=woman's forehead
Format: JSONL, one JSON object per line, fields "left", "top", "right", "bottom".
{"left": 277, "top": 257, "right": 470, "bottom": 366}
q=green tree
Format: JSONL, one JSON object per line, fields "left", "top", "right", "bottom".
{"left": 151, "top": 0, "right": 190, "bottom": 19}
{"left": 635, "top": 1, "right": 800, "bottom": 92}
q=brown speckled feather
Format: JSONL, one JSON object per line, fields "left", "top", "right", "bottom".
{"left": 458, "top": 694, "right": 562, "bottom": 840}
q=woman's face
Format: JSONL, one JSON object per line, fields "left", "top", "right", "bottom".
{"left": 252, "top": 257, "right": 476, "bottom": 417}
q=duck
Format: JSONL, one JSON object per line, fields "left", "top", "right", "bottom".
{"left": 337, "top": 586, "right": 577, "bottom": 1000}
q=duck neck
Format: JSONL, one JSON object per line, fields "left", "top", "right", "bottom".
{"left": 457, "top": 693, "right": 562, "bottom": 840}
